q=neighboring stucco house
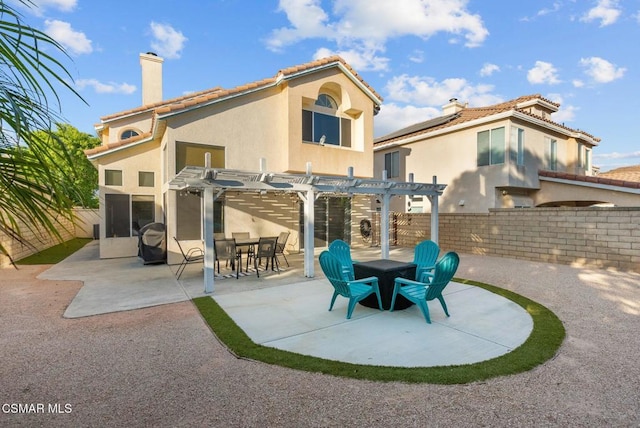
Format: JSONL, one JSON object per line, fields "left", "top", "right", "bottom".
{"left": 86, "top": 54, "right": 383, "bottom": 263}
{"left": 374, "top": 95, "right": 640, "bottom": 213}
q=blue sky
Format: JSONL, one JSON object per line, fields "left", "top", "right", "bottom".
{"left": 17, "top": 0, "right": 640, "bottom": 171}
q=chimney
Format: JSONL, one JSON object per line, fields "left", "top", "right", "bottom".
{"left": 442, "top": 98, "right": 466, "bottom": 115}
{"left": 140, "top": 52, "right": 163, "bottom": 105}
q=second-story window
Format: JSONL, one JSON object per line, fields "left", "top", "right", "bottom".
{"left": 510, "top": 127, "right": 525, "bottom": 166}
{"left": 477, "top": 127, "right": 505, "bottom": 166}
{"left": 121, "top": 129, "right": 139, "bottom": 140}
{"left": 545, "top": 137, "right": 558, "bottom": 171}
{"left": 384, "top": 151, "right": 399, "bottom": 178}
{"left": 302, "top": 93, "right": 351, "bottom": 147}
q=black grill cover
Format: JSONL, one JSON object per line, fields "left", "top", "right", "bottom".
{"left": 138, "top": 223, "right": 166, "bottom": 264}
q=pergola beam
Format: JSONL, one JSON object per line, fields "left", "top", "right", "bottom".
{"left": 169, "top": 166, "right": 446, "bottom": 293}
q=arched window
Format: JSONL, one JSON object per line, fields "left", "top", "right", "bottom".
{"left": 121, "top": 129, "right": 139, "bottom": 140}
{"left": 315, "top": 94, "right": 338, "bottom": 109}
{"left": 302, "top": 93, "right": 351, "bottom": 147}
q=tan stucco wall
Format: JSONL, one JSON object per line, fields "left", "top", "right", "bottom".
{"left": 285, "top": 68, "right": 375, "bottom": 177}
{"left": 535, "top": 180, "right": 640, "bottom": 207}
{"left": 97, "top": 141, "right": 163, "bottom": 258}
{"left": 374, "top": 117, "right": 597, "bottom": 213}
{"left": 103, "top": 114, "right": 154, "bottom": 144}
{"left": 95, "top": 65, "right": 380, "bottom": 260}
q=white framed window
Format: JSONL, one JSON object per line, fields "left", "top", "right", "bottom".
{"left": 104, "top": 194, "right": 155, "bottom": 237}
{"left": 302, "top": 93, "right": 352, "bottom": 147}
{"left": 510, "top": 127, "right": 525, "bottom": 166}
{"left": 477, "top": 127, "right": 505, "bottom": 166}
{"left": 545, "top": 137, "right": 558, "bottom": 171}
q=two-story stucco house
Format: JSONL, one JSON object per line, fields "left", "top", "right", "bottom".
{"left": 86, "top": 54, "right": 383, "bottom": 263}
{"left": 374, "top": 95, "right": 640, "bottom": 213}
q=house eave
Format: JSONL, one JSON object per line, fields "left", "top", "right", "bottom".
{"left": 374, "top": 110, "right": 599, "bottom": 151}
{"left": 539, "top": 176, "right": 640, "bottom": 195}
{"left": 277, "top": 62, "right": 382, "bottom": 106}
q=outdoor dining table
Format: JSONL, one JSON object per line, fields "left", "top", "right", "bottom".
{"left": 353, "top": 259, "right": 417, "bottom": 310}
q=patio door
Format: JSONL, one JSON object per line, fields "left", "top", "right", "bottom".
{"left": 299, "top": 196, "right": 351, "bottom": 249}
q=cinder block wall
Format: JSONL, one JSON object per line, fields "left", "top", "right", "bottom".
{"left": 0, "top": 213, "right": 76, "bottom": 268}
{"left": 391, "top": 207, "right": 640, "bottom": 273}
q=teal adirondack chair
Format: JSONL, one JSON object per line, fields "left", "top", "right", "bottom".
{"left": 319, "top": 251, "right": 383, "bottom": 319}
{"left": 413, "top": 240, "right": 440, "bottom": 281}
{"left": 328, "top": 239, "right": 356, "bottom": 281}
{"left": 390, "top": 252, "right": 460, "bottom": 324}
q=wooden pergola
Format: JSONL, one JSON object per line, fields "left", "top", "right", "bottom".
{"left": 169, "top": 161, "right": 446, "bottom": 293}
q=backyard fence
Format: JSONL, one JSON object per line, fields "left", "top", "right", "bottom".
{"left": 388, "top": 207, "right": 640, "bottom": 273}
{"left": 0, "top": 208, "right": 99, "bottom": 268}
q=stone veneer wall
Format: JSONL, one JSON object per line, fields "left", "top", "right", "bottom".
{"left": 390, "top": 207, "right": 640, "bottom": 273}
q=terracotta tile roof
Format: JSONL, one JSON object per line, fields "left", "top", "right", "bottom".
{"left": 598, "top": 165, "right": 640, "bottom": 183}
{"left": 89, "top": 56, "right": 381, "bottom": 159}
{"left": 374, "top": 94, "right": 600, "bottom": 146}
{"left": 539, "top": 169, "right": 640, "bottom": 189}
{"left": 85, "top": 131, "right": 154, "bottom": 157}
{"left": 101, "top": 55, "right": 381, "bottom": 121}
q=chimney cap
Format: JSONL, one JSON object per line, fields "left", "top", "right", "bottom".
{"left": 449, "top": 97, "right": 458, "bottom": 102}
{"left": 146, "top": 51, "right": 158, "bottom": 56}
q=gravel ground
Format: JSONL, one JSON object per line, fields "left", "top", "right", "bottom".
{"left": 1, "top": 255, "right": 639, "bottom": 427}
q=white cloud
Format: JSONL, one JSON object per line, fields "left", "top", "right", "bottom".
{"left": 22, "top": 0, "right": 76, "bottom": 15}
{"left": 374, "top": 103, "right": 441, "bottom": 137}
{"left": 75, "top": 79, "right": 136, "bottom": 95}
{"left": 384, "top": 74, "right": 501, "bottom": 108}
{"left": 527, "top": 61, "right": 561, "bottom": 85}
{"left": 580, "top": 0, "right": 621, "bottom": 27}
{"left": 593, "top": 151, "right": 640, "bottom": 160}
{"left": 149, "top": 22, "right": 187, "bottom": 59}
{"left": 313, "top": 46, "right": 390, "bottom": 72}
{"left": 409, "top": 50, "right": 425, "bottom": 64}
{"left": 479, "top": 63, "right": 500, "bottom": 77}
{"left": 43, "top": 20, "right": 92, "bottom": 56}
{"left": 572, "top": 79, "right": 585, "bottom": 88}
{"left": 551, "top": 105, "right": 577, "bottom": 123}
{"left": 266, "top": 0, "right": 489, "bottom": 70}
{"left": 580, "top": 57, "right": 625, "bottom": 83}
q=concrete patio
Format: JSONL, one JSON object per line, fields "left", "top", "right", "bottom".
{"left": 3, "top": 241, "right": 639, "bottom": 426}
{"left": 39, "top": 241, "right": 532, "bottom": 367}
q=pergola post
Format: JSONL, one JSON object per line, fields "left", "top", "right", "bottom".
{"left": 302, "top": 188, "right": 315, "bottom": 277}
{"left": 203, "top": 187, "right": 215, "bottom": 293}
{"left": 380, "top": 193, "right": 390, "bottom": 259}
{"left": 430, "top": 175, "right": 439, "bottom": 245}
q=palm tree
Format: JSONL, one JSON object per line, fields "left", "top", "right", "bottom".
{"left": 0, "top": 0, "right": 85, "bottom": 263}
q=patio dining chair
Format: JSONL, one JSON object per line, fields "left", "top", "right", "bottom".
{"left": 413, "top": 240, "right": 441, "bottom": 281}
{"left": 328, "top": 239, "right": 355, "bottom": 281}
{"left": 232, "top": 232, "right": 255, "bottom": 270}
{"left": 214, "top": 238, "right": 242, "bottom": 279}
{"left": 173, "top": 237, "right": 204, "bottom": 279}
{"left": 319, "top": 251, "right": 383, "bottom": 319}
{"left": 274, "top": 231, "right": 290, "bottom": 267}
{"left": 390, "top": 251, "right": 460, "bottom": 324}
{"left": 253, "top": 237, "right": 279, "bottom": 278}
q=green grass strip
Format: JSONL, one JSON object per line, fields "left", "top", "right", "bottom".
{"left": 16, "top": 238, "right": 92, "bottom": 265}
{"left": 193, "top": 277, "right": 565, "bottom": 384}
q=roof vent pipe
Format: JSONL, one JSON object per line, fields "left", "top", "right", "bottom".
{"left": 347, "top": 166, "right": 354, "bottom": 179}
{"left": 259, "top": 158, "right": 267, "bottom": 172}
